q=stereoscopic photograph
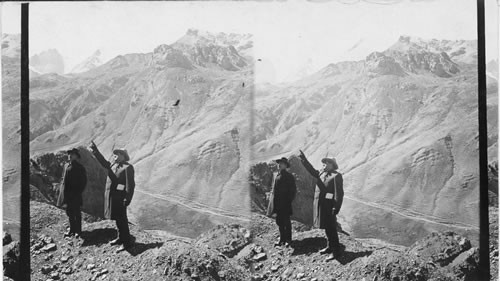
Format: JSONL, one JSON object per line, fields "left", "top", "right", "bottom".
{"left": 1, "top": 0, "right": 499, "bottom": 280}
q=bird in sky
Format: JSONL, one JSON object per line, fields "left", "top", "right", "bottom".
{"left": 173, "top": 99, "right": 180, "bottom": 106}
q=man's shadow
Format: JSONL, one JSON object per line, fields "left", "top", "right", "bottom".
{"left": 291, "top": 237, "right": 373, "bottom": 265}
{"left": 291, "top": 237, "right": 327, "bottom": 256}
{"left": 125, "top": 241, "right": 163, "bottom": 257}
{"left": 335, "top": 249, "right": 372, "bottom": 265}
{"left": 80, "top": 228, "right": 163, "bottom": 256}
{"left": 80, "top": 228, "right": 116, "bottom": 247}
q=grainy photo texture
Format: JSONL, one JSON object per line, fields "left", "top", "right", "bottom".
{"left": 0, "top": 0, "right": 498, "bottom": 280}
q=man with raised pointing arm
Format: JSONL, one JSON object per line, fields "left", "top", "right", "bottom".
{"left": 298, "top": 149, "right": 344, "bottom": 261}
{"left": 88, "top": 141, "right": 135, "bottom": 253}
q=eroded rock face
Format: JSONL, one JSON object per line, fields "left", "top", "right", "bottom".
{"left": 249, "top": 155, "right": 318, "bottom": 227}
{"left": 249, "top": 162, "right": 275, "bottom": 213}
{"left": 174, "top": 29, "right": 250, "bottom": 71}
{"left": 366, "top": 52, "right": 407, "bottom": 76}
{"left": 30, "top": 147, "right": 106, "bottom": 218}
{"left": 152, "top": 44, "right": 193, "bottom": 69}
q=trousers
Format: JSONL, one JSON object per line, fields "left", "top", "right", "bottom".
{"left": 66, "top": 204, "right": 82, "bottom": 234}
{"left": 276, "top": 212, "right": 292, "bottom": 242}
{"left": 115, "top": 211, "right": 131, "bottom": 244}
{"left": 325, "top": 215, "right": 340, "bottom": 251}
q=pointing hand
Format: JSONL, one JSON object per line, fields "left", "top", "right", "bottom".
{"left": 299, "top": 150, "right": 306, "bottom": 160}
{"left": 88, "top": 141, "right": 97, "bottom": 152}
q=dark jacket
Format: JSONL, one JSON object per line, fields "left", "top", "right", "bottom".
{"left": 92, "top": 147, "right": 135, "bottom": 220}
{"left": 269, "top": 169, "right": 297, "bottom": 216}
{"left": 300, "top": 156, "right": 344, "bottom": 229}
{"left": 57, "top": 160, "right": 87, "bottom": 207}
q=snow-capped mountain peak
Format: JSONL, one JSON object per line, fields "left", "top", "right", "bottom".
{"left": 388, "top": 35, "right": 477, "bottom": 64}
{"left": 174, "top": 28, "right": 253, "bottom": 59}
{"left": 70, "top": 49, "right": 103, "bottom": 74}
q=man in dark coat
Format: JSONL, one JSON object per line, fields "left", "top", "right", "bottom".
{"left": 299, "top": 150, "right": 344, "bottom": 260}
{"left": 57, "top": 148, "right": 87, "bottom": 237}
{"left": 89, "top": 141, "right": 135, "bottom": 252}
{"left": 268, "top": 157, "right": 297, "bottom": 247}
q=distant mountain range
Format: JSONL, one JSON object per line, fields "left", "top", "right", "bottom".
{"left": 30, "top": 49, "right": 65, "bottom": 75}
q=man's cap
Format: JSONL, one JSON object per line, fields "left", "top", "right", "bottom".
{"left": 321, "top": 157, "right": 338, "bottom": 170}
{"left": 67, "top": 148, "right": 81, "bottom": 158}
{"left": 275, "top": 157, "right": 290, "bottom": 168}
{"left": 113, "top": 149, "right": 130, "bottom": 162}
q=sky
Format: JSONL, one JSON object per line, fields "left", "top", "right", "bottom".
{"left": 1, "top": 0, "right": 499, "bottom": 84}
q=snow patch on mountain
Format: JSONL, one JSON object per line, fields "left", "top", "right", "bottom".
{"left": 70, "top": 50, "right": 103, "bottom": 74}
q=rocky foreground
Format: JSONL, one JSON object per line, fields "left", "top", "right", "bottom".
{"left": 28, "top": 201, "right": 249, "bottom": 281}
{"left": 4, "top": 200, "right": 493, "bottom": 281}
{"left": 248, "top": 215, "right": 487, "bottom": 281}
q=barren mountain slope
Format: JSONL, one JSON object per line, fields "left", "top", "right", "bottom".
{"left": 29, "top": 30, "right": 253, "bottom": 238}
{"left": 252, "top": 36, "right": 490, "bottom": 246}
{"left": 1, "top": 33, "right": 21, "bottom": 240}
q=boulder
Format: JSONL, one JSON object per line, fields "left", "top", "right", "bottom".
{"left": 3, "top": 232, "right": 12, "bottom": 246}
{"left": 195, "top": 224, "right": 251, "bottom": 258}
{"left": 30, "top": 146, "right": 106, "bottom": 218}
{"left": 249, "top": 154, "right": 326, "bottom": 227}
{"left": 407, "top": 232, "right": 471, "bottom": 267}
{"left": 449, "top": 247, "right": 479, "bottom": 280}
{"left": 3, "top": 241, "right": 20, "bottom": 279}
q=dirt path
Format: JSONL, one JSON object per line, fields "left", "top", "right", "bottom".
{"left": 344, "top": 193, "right": 479, "bottom": 230}
{"left": 135, "top": 189, "right": 251, "bottom": 222}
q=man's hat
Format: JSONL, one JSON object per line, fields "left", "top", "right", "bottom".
{"left": 113, "top": 149, "right": 130, "bottom": 162}
{"left": 67, "top": 148, "right": 81, "bottom": 158}
{"left": 321, "top": 157, "right": 338, "bottom": 170}
{"left": 275, "top": 157, "right": 290, "bottom": 168}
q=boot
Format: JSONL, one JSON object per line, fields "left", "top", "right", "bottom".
{"left": 109, "top": 237, "right": 122, "bottom": 245}
{"left": 319, "top": 247, "right": 333, "bottom": 254}
{"left": 116, "top": 241, "right": 132, "bottom": 253}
